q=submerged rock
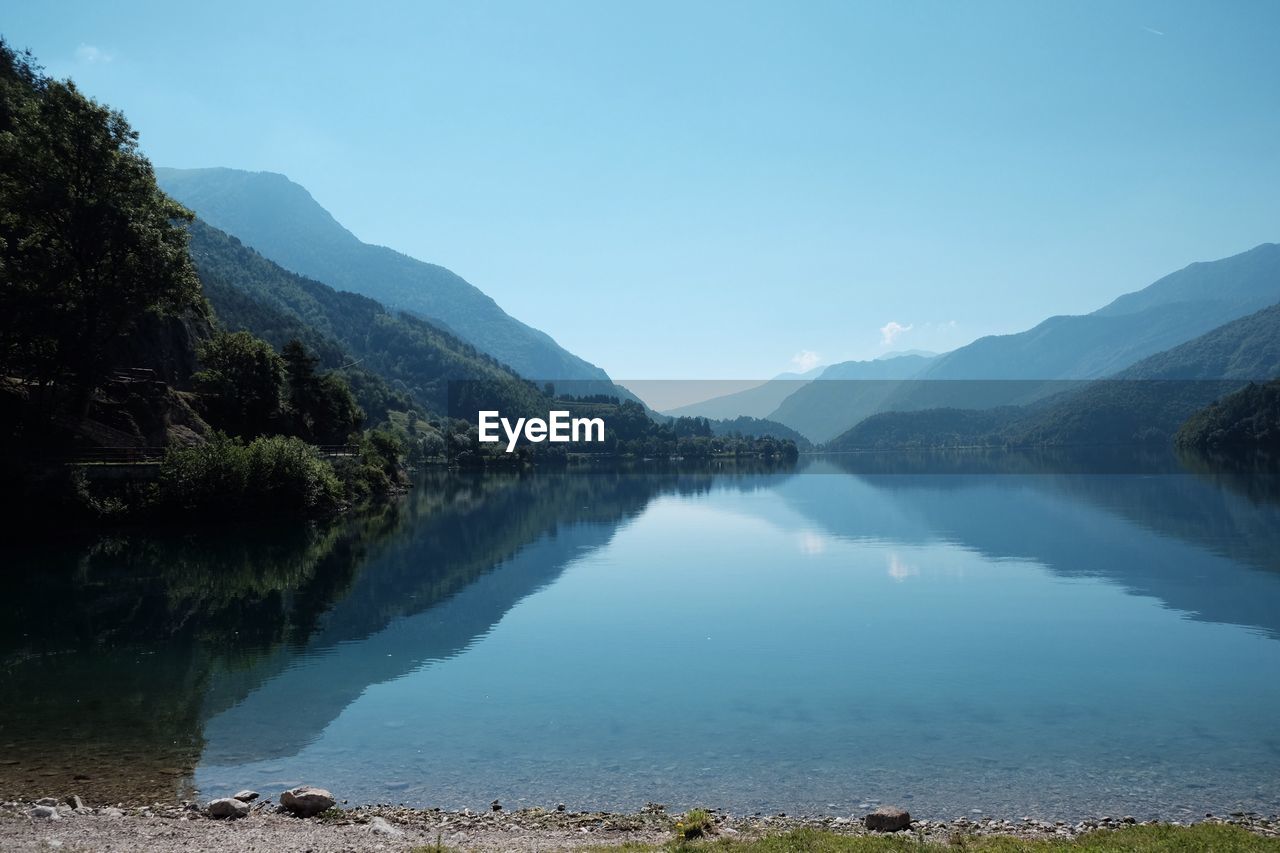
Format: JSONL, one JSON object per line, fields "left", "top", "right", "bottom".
{"left": 207, "top": 798, "right": 249, "bottom": 819}
{"left": 865, "top": 806, "right": 911, "bottom": 832}
{"left": 280, "top": 786, "right": 336, "bottom": 817}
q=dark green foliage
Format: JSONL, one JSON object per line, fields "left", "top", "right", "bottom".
{"left": 336, "top": 428, "right": 408, "bottom": 498}
{"left": 1177, "top": 379, "right": 1280, "bottom": 452}
{"left": 158, "top": 434, "right": 343, "bottom": 518}
{"left": 710, "top": 415, "right": 812, "bottom": 449}
{"left": 0, "top": 39, "right": 201, "bottom": 414}
{"left": 193, "top": 331, "right": 286, "bottom": 437}
{"left": 281, "top": 339, "right": 363, "bottom": 444}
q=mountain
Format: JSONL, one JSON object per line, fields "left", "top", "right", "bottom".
{"left": 922, "top": 242, "right": 1280, "bottom": 380}
{"left": 188, "top": 219, "right": 548, "bottom": 420}
{"left": 662, "top": 367, "right": 824, "bottom": 421}
{"left": 1116, "top": 301, "right": 1280, "bottom": 380}
{"left": 827, "top": 301, "right": 1280, "bottom": 451}
{"left": 771, "top": 244, "right": 1280, "bottom": 443}
{"left": 156, "top": 167, "right": 614, "bottom": 387}
{"left": 762, "top": 353, "right": 938, "bottom": 443}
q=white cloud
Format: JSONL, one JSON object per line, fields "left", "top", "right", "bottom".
{"left": 790, "top": 350, "right": 821, "bottom": 372}
{"left": 75, "top": 44, "right": 114, "bottom": 64}
{"left": 879, "top": 321, "right": 913, "bottom": 346}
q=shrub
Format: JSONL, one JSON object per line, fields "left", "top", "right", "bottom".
{"left": 674, "top": 808, "right": 715, "bottom": 841}
{"left": 159, "top": 433, "right": 342, "bottom": 518}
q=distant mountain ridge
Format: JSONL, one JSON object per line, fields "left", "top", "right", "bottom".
{"left": 922, "top": 242, "right": 1280, "bottom": 380}
{"left": 156, "top": 167, "right": 615, "bottom": 387}
{"left": 760, "top": 243, "right": 1280, "bottom": 442}
{"left": 826, "top": 301, "right": 1280, "bottom": 451}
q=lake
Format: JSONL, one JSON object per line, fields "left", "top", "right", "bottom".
{"left": 3, "top": 453, "right": 1280, "bottom": 820}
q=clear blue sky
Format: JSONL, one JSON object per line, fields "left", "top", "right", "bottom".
{"left": 8, "top": 1, "right": 1280, "bottom": 379}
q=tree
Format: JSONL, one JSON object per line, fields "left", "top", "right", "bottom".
{"left": 282, "top": 339, "right": 363, "bottom": 443}
{"left": 0, "top": 40, "right": 200, "bottom": 415}
{"left": 193, "top": 331, "right": 286, "bottom": 437}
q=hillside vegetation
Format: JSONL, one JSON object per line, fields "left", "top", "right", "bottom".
{"left": 156, "top": 167, "right": 618, "bottom": 387}
{"left": 1177, "top": 379, "right": 1280, "bottom": 452}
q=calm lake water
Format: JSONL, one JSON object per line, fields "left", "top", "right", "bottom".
{"left": 4, "top": 453, "right": 1280, "bottom": 819}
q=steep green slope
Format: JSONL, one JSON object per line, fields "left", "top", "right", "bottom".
{"left": 156, "top": 167, "right": 615, "bottom": 386}
{"left": 188, "top": 220, "right": 548, "bottom": 419}
{"left": 1117, "top": 302, "right": 1280, "bottom": 379}
{"left": 1176, "top": 379, "right": 1280, "bottom": 452}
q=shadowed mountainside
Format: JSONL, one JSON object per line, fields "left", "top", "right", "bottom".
{"left": 157, "top": 167, "right": 618, "bottom": 390}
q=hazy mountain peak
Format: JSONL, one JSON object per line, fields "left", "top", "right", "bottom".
{"left": 156, "top": 167, "right": 617, "bottom": 386}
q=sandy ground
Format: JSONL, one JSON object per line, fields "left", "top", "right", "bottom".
{"left": 3, "top": 800, "right": 1278, "bottom": 852}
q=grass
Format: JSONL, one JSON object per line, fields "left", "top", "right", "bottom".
{"left": 578, "top": 825, "right": 1280, "bottom": 852}
{"left": 676, "top": 809, "right": 717, "bottom": 840}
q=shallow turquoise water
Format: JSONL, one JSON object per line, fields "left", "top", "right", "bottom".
{"left": 5, "top": 457, "right": 1280, "bottom": 818}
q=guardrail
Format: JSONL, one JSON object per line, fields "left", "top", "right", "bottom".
{"left": 48, "top": 444, "right": 360, "bottom": 465}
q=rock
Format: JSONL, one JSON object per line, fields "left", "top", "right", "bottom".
{"left": 368, "top": 816, "right": 403, "bottom": 837}
{"left": 556, "top": 803, "right": 566, "bottom": 812}
{"left": 66, "top": 795, "right": 85, "bottom": 811}
{"left": 491, "top": 799, "right": 502, "bottom": 812}
{"left": 207, "top": 798, "right": 249, "bottom": 819}
{"left": 865, "top": 806, "right": 911, "bottom": 832}
{"left": 232, "top": 790, "right": 259, "bottom": 803}
{"left": 100, "top": 807, "right": 125, "bottom": 818}
{"left": 28, "top": 805, "right": 60, "bottom": 820}
{"left": 280, "top": 786, "right": 336, "bottom": 817}
{"left": 35, "top": 798, "right": 60, "bottom": 808}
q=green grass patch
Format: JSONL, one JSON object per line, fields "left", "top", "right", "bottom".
{"left": 675, "top": 809, "right": 717, "bottom": 840}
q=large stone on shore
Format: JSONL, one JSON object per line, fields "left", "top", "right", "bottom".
{"left": 280, "top": 786, "right": 336, "bottom": 817}
{"left": 233, "top": 790, "right": 259, "bottom": 803}
{"left": 28, "top": 805, "right": 60, "bottom": 820}
{"left": 207, "top": 797, "right": 250, "bottom": 819}
{"left": 865, "top": 806, "right": 911, "bottom": 832}
{"left": 368, "top": 816, "right": 403, "bottom": 836}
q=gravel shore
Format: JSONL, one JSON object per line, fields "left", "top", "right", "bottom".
{"left": 3, "top": 798, "right": 1279, "bottom": 852}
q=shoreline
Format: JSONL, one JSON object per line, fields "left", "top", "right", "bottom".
{"left": 3, "top": 798, "right": 1278, "bottom": 852}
